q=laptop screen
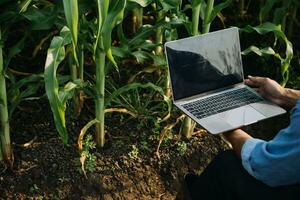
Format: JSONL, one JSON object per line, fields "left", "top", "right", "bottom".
{"left": 165, "top": 27, "right": 244, "bottom": 101}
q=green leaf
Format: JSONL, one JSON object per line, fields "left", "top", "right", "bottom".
{"left": 129, "top": 0, "right": 153, "bottom": 7}
{"left": 58, "top": 81, "right": 78, "bottom": 104}
{"left": 160, "top": 0, "right": 180, "bottom": 11}
{"left": 19, "top": 0, "right": 33, "bottom": 13}
{"left": 63, "top": 0, "right": 79, "bottom": 65}
{"left": 44, "top": 27, "right": 72, "bottom": 144}
{"left": 111, "top": 46, "right": 129, "bottom": 58}
{"left": 242, "top": 22, "right": 284, "bottom": 38}
{"left": 63, "top": 0, "right": 78, "bottom": 45}
{"left": 242, "top": 46, "right": 276, "bottom": 56}
{"left": 106, "top": 48, "right": 119, "bottom": 72}
{"left": 128, "top": 25, "right": 156, "bottom": 47}
{"left": 259, "top": 0, "right": 278, "bottom": 23}
{"left": 241, "top": 22, "right": 293, "bottom": 86}
{"left": 191, "top": 0, "right": 203, "bottom": 7}
{"left": 22, "top": 6, "right": 58, "bottom": 30}
{"left": 208, "top": 0, "right": 232, "bottom": 24}
{"left": 101, "top": 0, "right": 126, "bottom": 52}
{"left": 6, "top": 35, "right": 27, "bottom": 68}
{"left": 132, "top": 51, "right": 153, "bottom": 63}
{"left": 7, "top": 74, "right": 43, "bottom": 116}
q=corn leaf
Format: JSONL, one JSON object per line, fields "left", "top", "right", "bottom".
{"left": 6, "top": 35, "right": 27, "bottom": 68}
{"left": 22, "top": 6, "right": 58, "bottom": 30}
{"left": 129, "top": 0, "right": 153, "bottom": 7}
{"left": 101, "top": 0, "right": 126, "bottom": 52}
{"left": 208, "top": 0, "right": 232, "bottom": 24}
{"left": 7, "top": 74, "right": 43, "bottom": 116}
{"left": 63, "top": 0, "right": 78, "bottom": 63}
{"left": 159, "top": 0, "right": 180, "bottom": 11}
{"left": 63, "top": 0, "right": 78, "bottom": 45}
{"left": 191, "top": 0, "right": 203, "bottom": 7}
{"left": 58, "top": 81, "right": 78, "bottom": 104}
{"left": 259, "top": 0, "right": 278, "bottom": 23}
{"left": 241, "top": 23, "right": 293, "bottom": 85}
{"left": 242, "top": 46, "right": 276, "bottom": 56}
{"left": 19, "top": 0, "right": 33, "bottom": 13}
{"left": 44, "top": 27, "right": 72, "bottom": 144}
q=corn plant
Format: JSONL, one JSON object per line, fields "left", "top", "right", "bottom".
{"left": 129, "top": 0, "right": 151, "bottom": 33}
{"left": 93, "top": 0, "right": 126, "bottom": 147}
{"left": 241, "top": 22, "right": 293, "bottom": 86}
{"left": 180, "top": 0, "right": 232, "bottom": 138}
{"left": 44, "top": 27, "right": 79, "bottom": 144}
{"left": 62, "top": 0, "right": 86, "bottom": 115}
{"left": 259, "top": 0, "right": 299, "bottom": 39}
{"left": 0, "top": 28, "right": 13, "bottom": 166}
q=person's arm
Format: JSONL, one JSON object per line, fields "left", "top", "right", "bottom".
{"left": 245, "top": 75, "right": 300, "bottom": 108}
{"left": 223, "top": 129, "right": 252, "bottom": 158}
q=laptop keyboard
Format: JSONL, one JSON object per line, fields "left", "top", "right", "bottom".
{"left": 182, "top": 88, "right": 263, "bottom": 119}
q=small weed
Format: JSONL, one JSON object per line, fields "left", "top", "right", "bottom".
{"left": 177, "top": 141, "right": 187, "bottom": 156}
{"left": 140, "top": 140, "right": 150, "bottom": 152}
{"left": 115, "top": 139, "right": 124, "bottom": 148}
{"left": 161, "top": 129, "right": 173, "bottom": 147}
{"left": 128, "top": 145, "right": 139, "bottom": 160}
{"left": 77, "top": 134, "right": 96, "bottom": 174}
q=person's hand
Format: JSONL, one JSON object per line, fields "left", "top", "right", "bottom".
{"left": 245, "top": 75, "right": 285, "bottom": 106}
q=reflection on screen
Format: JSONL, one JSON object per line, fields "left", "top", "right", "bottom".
{"left": 166, "top": 28, "right": 243, "bottom": 100}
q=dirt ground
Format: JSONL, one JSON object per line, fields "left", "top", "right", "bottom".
{"left": 0, "top": 99, "right": 234, "bottom": 200}
{"left": 0, "top": 98, "right": 290, "bottom": 200}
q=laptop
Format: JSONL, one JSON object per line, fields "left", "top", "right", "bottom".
{"left": 164, "top": 27, "right": 286, "bottom": 134}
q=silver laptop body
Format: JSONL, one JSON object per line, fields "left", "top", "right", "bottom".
{"left": 165, "top": 27, "right": 286, "bottom": 134}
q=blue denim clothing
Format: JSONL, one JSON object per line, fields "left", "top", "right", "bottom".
{"left": 242, "top": 99, "right": 300, "bottom": 187}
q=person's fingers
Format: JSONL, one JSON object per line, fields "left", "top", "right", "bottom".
{"left": 248, "top": 75, "right": 266, "bottom": 83}
{"left": 245, "top": 78, "right": 257, "bottom": 87}
{"left": 246, "top": 75, "right": 266, "bottom": 87}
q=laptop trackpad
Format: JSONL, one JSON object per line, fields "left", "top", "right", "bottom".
{"left": 221, "top": 105, "right": 265, "bottom": 127}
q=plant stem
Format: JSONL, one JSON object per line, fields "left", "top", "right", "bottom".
{"left": 192, "top": 2, "right": 201, "bottom": 35}
{"left": 203, "top": 0, "right": 214, "bottom": 34}
{"left": 68, "top": 54, "right": 77, "bottom": 82}
{"left": 239, "top": 0, "right": 245, "bottom": 17}
{"left": 180, "top": 0, "right": 203, "bottom": 138}
{"left": 132, "top": 5, "right": 143, "bottom": 33}
{"left": 155, "top": 9, "right": 164, "bottom": 55}
{"left": 287, "top": 6, "right": 297, "bottom": 39}
{"left": 180, "top": 117, "right": 196, "bottom": 139}
{"left": 79, "top": 44, "right": 84, "bottom": 81}
{"left": 0, "top": 29, "right": 13, "bottom": 165}
{"left": 95, "top": 50, "right": 106, "bottom": 147}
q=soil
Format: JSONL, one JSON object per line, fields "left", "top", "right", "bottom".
{"left": 0, "top": 99, "right": 290, "bottom": 200}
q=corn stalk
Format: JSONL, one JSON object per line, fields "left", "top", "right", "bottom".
{"left": 180, "top": 0, "right": 231, "bottom": 138}
{"left": 93, "top": 0, "right": 126, "bottom": 147}
{"left": 132, "top": 5, "right": 143, "bottom": 33}
{"left": 192, "top": 0, "right": 202, "bottom": 35}
{"left": 63, "top": 0, "right": 83, "bottom": 114}
{"left": 0, "top": 28, "right": 13, "bottom": 165}
{"left": 180, "top": 0, "right": 204, "bottom": 138}
{"left": 203, "top": 0, "right": 214, "bottom": 34}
